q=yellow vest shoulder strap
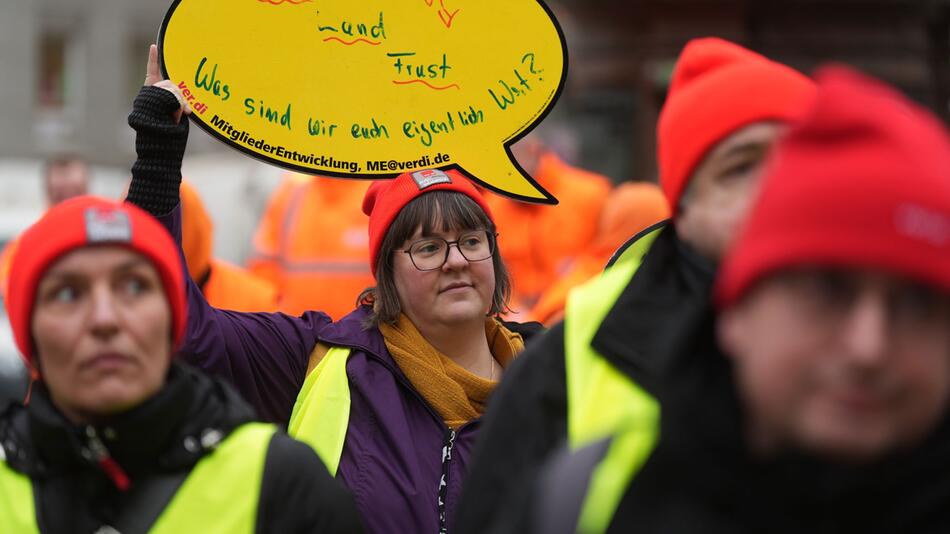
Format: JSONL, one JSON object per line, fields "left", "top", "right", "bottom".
{"left": 0, "top": 450, "right": 39, "bottom": 534}
{"left": 540, "top": 420, "right": 658, "bottom": 534}
{"left": 577, "top": 420, "right": 657, "bottom": 533}
{"left": 564, "top": 215, "right": 663, "bottom": 448}
{"left": 562, "top": 224, "right": 665, "bottom": 533}
{"left": 288, "top": 345, "right": 353, "bottom": 475}
{"left": 564, "top": 223, "right": 664, "bottom": 447}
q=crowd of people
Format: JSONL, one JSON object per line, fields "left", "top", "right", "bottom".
{"left": 1, "top": 34, "right": 950, "bottom": 533}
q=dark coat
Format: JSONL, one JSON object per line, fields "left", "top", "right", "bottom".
{"left": 0, "top": 362, "right": 361, "bottom": 533}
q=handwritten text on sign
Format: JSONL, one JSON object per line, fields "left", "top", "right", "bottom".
{"left": 159, "top": 0, "right": 567, "bottom": 203}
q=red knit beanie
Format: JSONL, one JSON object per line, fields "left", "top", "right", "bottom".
{"left": 717, "top": 66, "right": 950, "bottom": 308}
{"left": 658, "top": 37, "right": 817, "bottom": 214}
{"left": 362, "top": 169, "right": 494, "bottom": 277}
{"left": 5, "top": 196, "right": 187, "bottom": 368}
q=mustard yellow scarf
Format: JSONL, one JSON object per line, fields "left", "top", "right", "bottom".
{"left": 378, "top": 314, "right": 524, "bottom": 429}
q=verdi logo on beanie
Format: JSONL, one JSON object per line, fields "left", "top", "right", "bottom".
{"left": 362, "top": 169, "right": 494, "bottom": 277}
{"left": 658, "top": 37, "right": 817, "bottom": 214}
{"left": 716, "top": 66, "right": 950, "bottom": 308}
{"left": 5, "top": 196, "right": 187, "bottom": 367}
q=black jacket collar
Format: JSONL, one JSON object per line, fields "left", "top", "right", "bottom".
{"left": 590, "top": 224, "right": 715, "bottom": 395}
{"left": 1, "top": 362, "right": 255, "bottom": 481}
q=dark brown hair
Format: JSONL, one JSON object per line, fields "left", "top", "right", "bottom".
{"left": 358, "top": 191, "right": 511, "bottom": 328}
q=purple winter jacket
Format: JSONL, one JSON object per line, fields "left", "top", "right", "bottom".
{"left": 159, "top": 207, "right": 481, "bottom": 534}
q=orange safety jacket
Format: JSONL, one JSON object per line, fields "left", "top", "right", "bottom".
{"left": 180, "top": 181, "right": 279, "bottom": 313}
{"left": 529, "top": 182, "right": 670, "bottom": 324}
{"left": 485, "top": 152, "right": 611, "bottom": 317}
{"left": 248, "top": 176, "right": 374, "bottom": 320}
{"left": 203, "top": 258, "right": 279, "bottom": 312}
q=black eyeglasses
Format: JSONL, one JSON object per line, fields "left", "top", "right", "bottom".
{"left": 401, "top": 231, "right": 498, "bottom": 271}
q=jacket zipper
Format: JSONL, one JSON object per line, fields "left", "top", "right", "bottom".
{"left": 84, "top": 426, "right": 131, "bottom": 491}
{"left": 361, "top": 349, "right": 478, "bottom": 533}
{"left": 438, "top": 427, "right": 457, "bottom": 534}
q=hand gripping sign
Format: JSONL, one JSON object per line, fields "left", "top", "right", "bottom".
{"left": 159, "top": 0, "right": 567, "bottom": 204}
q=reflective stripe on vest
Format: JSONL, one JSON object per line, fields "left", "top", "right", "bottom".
{"left": 576, "top": 418, "right": 658, "bottom": 534}
{"left": 564, "top": 224, "right": 663, "bottom": 448}
{"left": 0, "top": 453, "right": 38, "bottom": 534}
{"left": 0, "top": 422, "right": 274, "bottom": 534}
{"left": 563, "top": 224, "right": 664, "bottom": 534}
{"left": 277, "top": 182, "right": 371, "bottom": 275}
{"left": 288, "top": 346, "right": 353, "bottom": 476}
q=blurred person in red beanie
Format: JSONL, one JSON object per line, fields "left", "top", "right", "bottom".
{"left": 179, "top": 181, "right": 279, "bottom": 312}
{"left": 454, "top": 36, "right": 817, "bottom": 534}
{"left": 526, "top": 67, "right": 950, "bottom": 534}
{"left": 118, "top": 45, "right": 543, "bottom": 534}
{"left": 0, "top": 196, "right": 360, "bottom": 533}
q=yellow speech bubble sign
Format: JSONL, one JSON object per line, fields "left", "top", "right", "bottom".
{"left": 159, "top": 0, "right": 567, "bottom": 204}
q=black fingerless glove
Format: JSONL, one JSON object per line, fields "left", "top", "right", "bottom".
{"left": 126, "top": 86, "right": 190, "bottom": 216}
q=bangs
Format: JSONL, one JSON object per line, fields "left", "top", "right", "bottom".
{"left": 387, "top": 191, "right": 494, "bottom": 246}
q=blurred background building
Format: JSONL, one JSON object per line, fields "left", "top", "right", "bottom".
{"left": 0, "top": 0, "right": 949, "bottom": 401}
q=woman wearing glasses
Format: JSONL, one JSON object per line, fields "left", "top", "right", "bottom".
{"left": 123, "top": 47, "right": 540, "bottom": 534}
